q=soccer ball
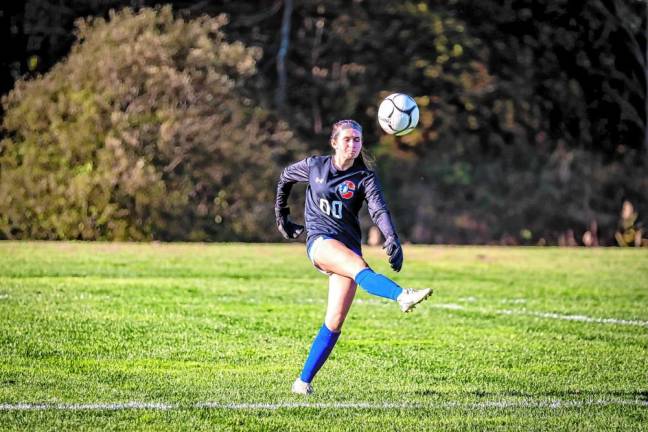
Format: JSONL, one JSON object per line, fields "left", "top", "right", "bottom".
{"left": 378, "top": 93, "right": 419, "bottom": 136}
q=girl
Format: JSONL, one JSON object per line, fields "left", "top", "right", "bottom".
{"left": 275, "top": 119, "right": 432, "bottom": 395}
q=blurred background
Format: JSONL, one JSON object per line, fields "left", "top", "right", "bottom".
{"left": 0, "top": 0, "right": 646, "bottom": 246}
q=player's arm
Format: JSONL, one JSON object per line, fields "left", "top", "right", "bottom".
{"left": 363, "top": 171, "right": 403, "bottom": 272}
{"left": 275, "top": 158, "right": 310, "bottom": 239}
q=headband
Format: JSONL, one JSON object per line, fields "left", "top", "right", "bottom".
{"left": 331, "top": 119, "right": 362, "bottom": 139}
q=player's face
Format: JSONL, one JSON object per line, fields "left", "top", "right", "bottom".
{"left": 332, "top": 128, "right": 363, "bottom": 160}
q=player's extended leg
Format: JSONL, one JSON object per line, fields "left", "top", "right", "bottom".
{"left": 313, "top": 238, "right": 433, "bottom": 312}
{"left": 292, "top": 274, "right": 356, "bottom": 395}
{"left": 313, "top": 239, "right": 402, "bottom": 301}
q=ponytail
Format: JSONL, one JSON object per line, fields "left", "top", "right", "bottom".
{"left": 360, "top": 147, "right": 376, "bottom": 170}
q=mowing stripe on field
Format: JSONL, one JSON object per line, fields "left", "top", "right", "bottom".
{"left": 1, "top": 399, "right": 647, "bottom": 411}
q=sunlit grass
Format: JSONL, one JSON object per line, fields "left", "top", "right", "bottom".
{"left": 0, "top": 242, "right": 646, "bottom": 430}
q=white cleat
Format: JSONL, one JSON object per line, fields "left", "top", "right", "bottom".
{"left": 291, "top": 378, "right": 314, "bottom": 395}
{"left": 397, "top": 288, "right": 433, "bottom": 313}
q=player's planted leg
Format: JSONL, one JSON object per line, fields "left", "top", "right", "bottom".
{"left": 297, "top": 323, "right": 340, "bottom": 389}
{"left": 293, "top": 274, "right": 356, "bottom": 395}
{"left": 291, "top": 378, "right": 313, "bottom": 395}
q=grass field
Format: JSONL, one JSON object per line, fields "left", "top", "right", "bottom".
{"left": 0, "top": 242, "right": 646, "bottom": 431}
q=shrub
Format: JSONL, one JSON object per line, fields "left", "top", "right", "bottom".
{"left": 0, "top": 6, "right": 303, "bottom": 240}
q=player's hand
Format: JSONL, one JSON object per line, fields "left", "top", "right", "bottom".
{"left": 278, "top": 219, "right": 304, "bottom": 239}
{"left": 382, "top": 235, "right": 403, "bottom": 272}
{"left": 275, "top": 207, "right": 304, "bottom": 240}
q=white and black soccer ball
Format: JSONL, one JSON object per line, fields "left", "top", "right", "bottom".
{"left": 378, "top": 93, "right": 419, "bottom": 136}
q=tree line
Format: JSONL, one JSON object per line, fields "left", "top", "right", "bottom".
{"left": 0, "top": 1, "right": 646, "bottom": 245}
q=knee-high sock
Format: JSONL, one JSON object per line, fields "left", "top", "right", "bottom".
{"left": 354, "top": 268, "right": 403, "bottom": 301}
{"left": 299, "top": 324, "right": 340, "bottom": 383}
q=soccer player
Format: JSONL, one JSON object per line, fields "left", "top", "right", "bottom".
{"left": 275, "top": 119, "right": 432, "bottom": 395}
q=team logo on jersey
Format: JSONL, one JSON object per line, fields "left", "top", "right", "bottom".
{"left": 338, "top": 180, "right": 356, "bottom": 199}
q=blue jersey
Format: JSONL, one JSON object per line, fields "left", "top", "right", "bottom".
{"left": 275, "top": 155, "right": 397, "bottom": 252}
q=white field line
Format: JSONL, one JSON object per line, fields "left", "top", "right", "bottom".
{"left": 0, "top": 402, "right": 175, "bottom": 411}
{"left": 497, "top": 309, "right": 648, "bottom": 327}
{"left": 1, "top": 398, "right": 647, "bottom": 411}
{"left": 430, "top": 303, "right": 648, "bottom": 328}
{"left": 355, "top": 298, "right": 648, "bottom": 328}
{"left": 195, "top": 399, "right": 648, "bottom": 410}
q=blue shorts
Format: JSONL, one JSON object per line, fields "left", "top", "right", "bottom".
{"left": 306, "top": 235, "right": 362, "bottom": 275}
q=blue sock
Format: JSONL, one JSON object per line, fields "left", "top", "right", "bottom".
{"left": 299, "top": 324, "right": 340, "bottom": 383}
{"left": 354, "top": 268, "right": 403, "bottom": 301}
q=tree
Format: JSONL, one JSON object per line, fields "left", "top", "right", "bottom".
{"left": 0, "top": 6, "right": 303, "bottom": 240}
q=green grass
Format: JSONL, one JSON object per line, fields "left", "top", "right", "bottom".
{"left": 0, "top": 242, "right": 646, "bottom": 431}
